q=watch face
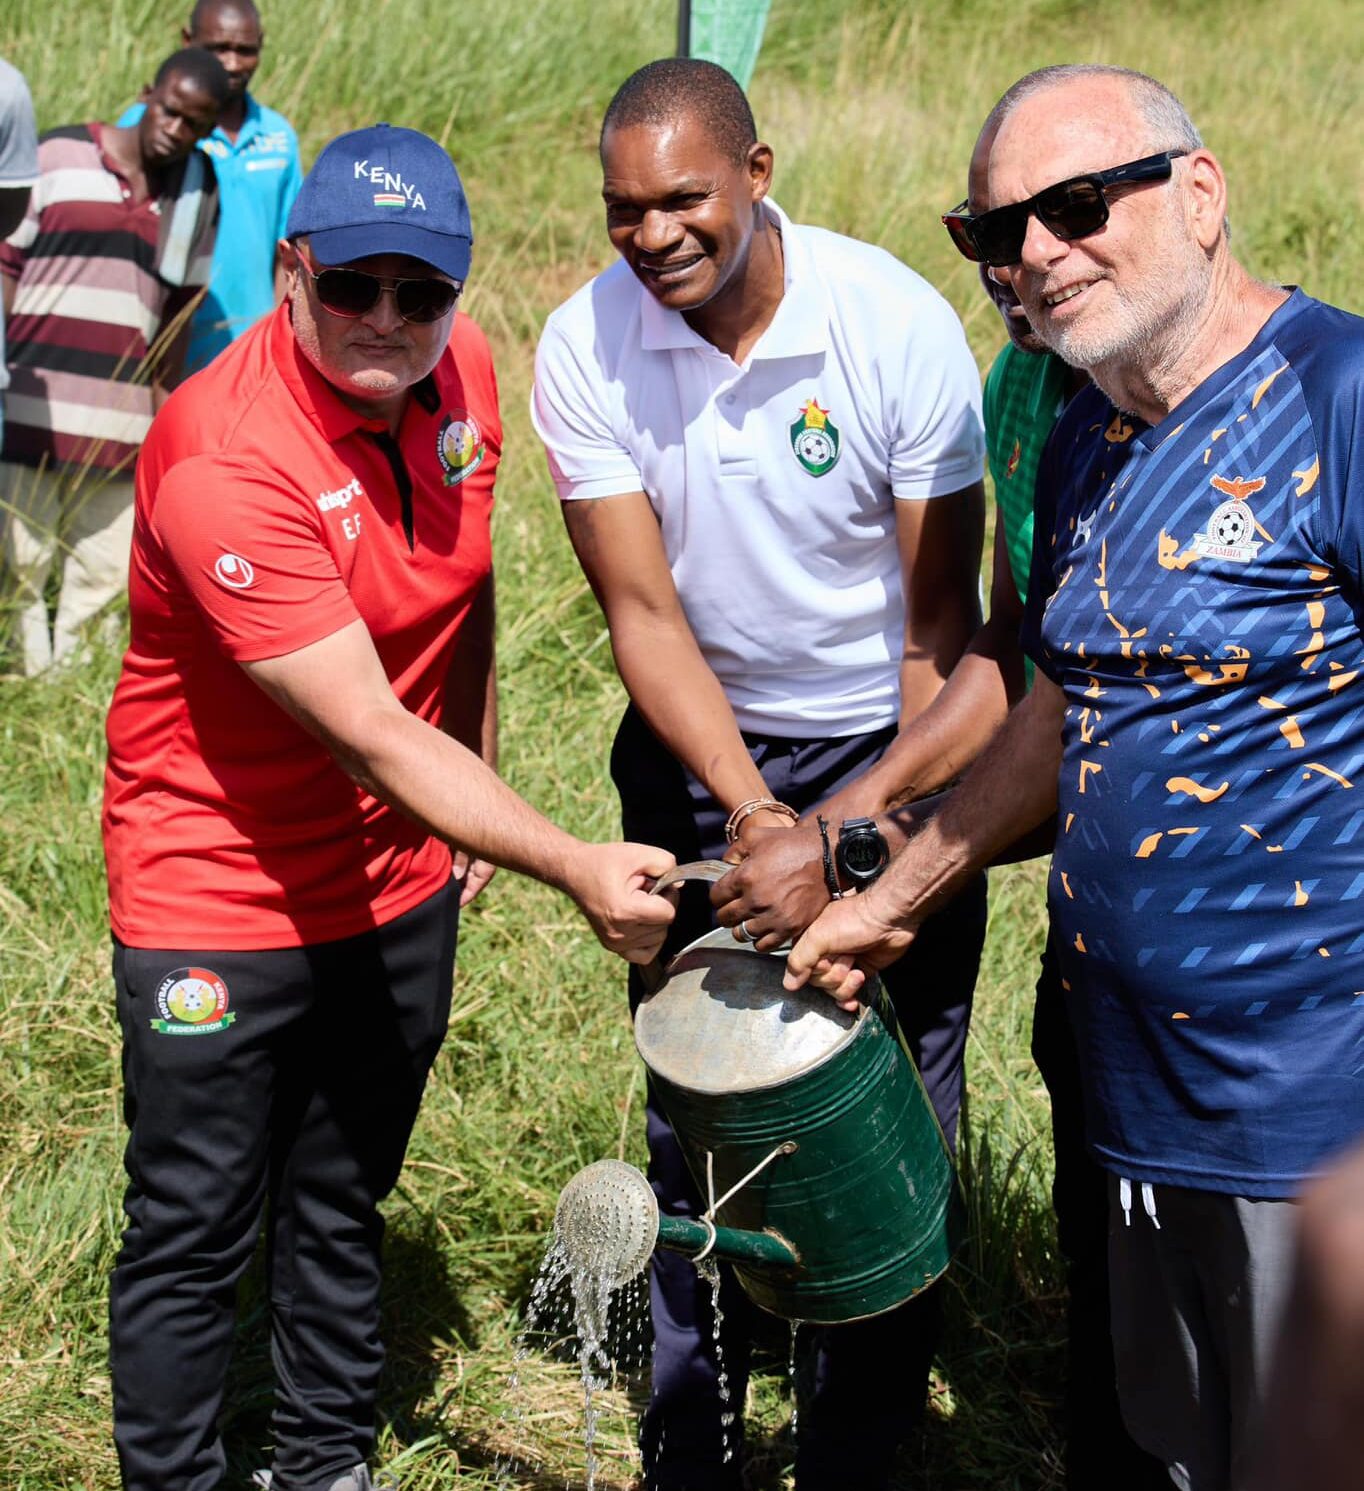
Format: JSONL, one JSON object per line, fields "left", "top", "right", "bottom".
{"left": 842, "top": 834, "right": 886, "bottom": 875}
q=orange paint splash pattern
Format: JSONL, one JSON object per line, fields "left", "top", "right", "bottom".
{"left": 1302, "top": 763, "right": 1354, "bottom": 789}
{"left": 1158, "top": 530, "right": 1201, "bottom": 571}
{"left": 1135, "top": 828, "right": 1198, "bottom": 858}
{"left": 1183, "top": 647, "right": 1250, "bottom": 687}
{"left": 1250, "top": 364, "right": 1289, "bottom": 409}
{"left": 1166, "top": 777, "right": 1230, "bottom": 803}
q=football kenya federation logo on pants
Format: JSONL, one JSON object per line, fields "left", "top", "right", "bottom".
{"left": 151, "top": 967, "right": 235, "bottom": 1035}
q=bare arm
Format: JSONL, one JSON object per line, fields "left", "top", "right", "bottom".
{"left": 443, "top": 572, "right": 497, "bottom": 765}
{"left": 442, "top": 573, "right": 499, "bottom": 905}
{"left": 273, "top": 241, "right": 288, "bottom": 305}
{"left": 784, "top": 669, "right": 1065, "bottom": 1006}
{"left": 0, "top": 185, "right": 30, "bottom": 243}
{"left": 714, "top": 495, "right": 1028, "bottom": 945}
{"left": 563, "top": 492, "right": 789, "bottom": 834}
{"left": 856, "top": 501, "right": 1023, "bottom": 811}
{"left": 1251, "top": 1140, "right": 1364, "bottom": 1491}
{"left": 150, "top": 290, "right": 204, "bottom": 408}
{"left": 243, "top": 618, "right": 675, "bottom": 961}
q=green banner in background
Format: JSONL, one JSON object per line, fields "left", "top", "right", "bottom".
{"left": 680, "top": 0, "right": 772, "bottom": 89}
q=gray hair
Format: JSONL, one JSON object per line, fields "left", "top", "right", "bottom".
{"left": 984, "top": 65, "right": 1203, "bottom": 155}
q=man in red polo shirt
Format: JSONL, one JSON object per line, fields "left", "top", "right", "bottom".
{"left": 102, "top": 123, "right": 674, "bottom": 1491}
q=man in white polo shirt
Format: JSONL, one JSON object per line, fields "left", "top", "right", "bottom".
{"left": 532, "top": 58, "right": 987, "bottom": 1491}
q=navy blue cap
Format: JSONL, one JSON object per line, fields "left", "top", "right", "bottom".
{"left": 286, "top": 123, "right": 472, "bottom": 280}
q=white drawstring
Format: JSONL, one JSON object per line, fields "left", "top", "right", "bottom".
{"left": 1141, "top": 1182, "right": 1162, "bottom": 1230}
{"left": 1119, "top": 1176, "right": 1162, "bottom": 1229}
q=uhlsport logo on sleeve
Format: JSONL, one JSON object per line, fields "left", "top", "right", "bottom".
{"left": 213, "top": 553, "right": 255, "bottom": 589}
{"left": 151, "top": 967, "right": 235, "bottom": 1035}
{"left": 437, "top": 410, "right": 485, "bottom": 486}
{"left": 790, "top": 399, "right": 840, "bottom": 477}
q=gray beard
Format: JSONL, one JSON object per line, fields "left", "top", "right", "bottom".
{"left": 1039, "top": 255, "right": 1213, "bottom": 415}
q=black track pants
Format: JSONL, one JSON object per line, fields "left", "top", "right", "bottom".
{"left": 109, "top": 882, "right": 459, "bottom": 1491}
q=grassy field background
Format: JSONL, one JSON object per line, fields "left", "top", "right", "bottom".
{"left": 1, "top": 0, "right": 1361, "bottom": 1484}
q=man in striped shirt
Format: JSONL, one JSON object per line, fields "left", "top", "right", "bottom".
{"left": 0, "top": 47, "right": 226, "bottom": 675}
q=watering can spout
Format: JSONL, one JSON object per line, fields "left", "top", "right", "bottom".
{"left": 554, "top": 1159, "right": 798, "bottom": 1289}
{"left": 656, "top": 1212, "right": 799, "bottom": 1270}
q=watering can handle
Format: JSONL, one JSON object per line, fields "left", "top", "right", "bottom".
{"left": 639, "top": 860, "right": 737, "bottom": 997}
{"left": 649, "top": 859, "right": 732, "bottom": 895}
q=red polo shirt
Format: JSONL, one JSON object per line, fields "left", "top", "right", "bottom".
{"left": 103, "top": 301, "right": 500, "bottom": 949}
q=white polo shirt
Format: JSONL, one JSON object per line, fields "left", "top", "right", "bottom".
{"left": 531, "top": 202, "right": 984, "bottom": 736}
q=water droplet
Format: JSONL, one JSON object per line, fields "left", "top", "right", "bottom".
{"left": 788, "top": 1318, "right": 803, "bottom": 1441}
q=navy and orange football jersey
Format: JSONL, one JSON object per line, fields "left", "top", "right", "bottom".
{"left": 1025, "top": 290, "right": 1364, "bottom": 1197}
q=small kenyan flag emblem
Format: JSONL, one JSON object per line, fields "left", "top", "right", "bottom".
{"left": 373, "top": 192, "right": 406, "bottom": 208}
{"left": 790, "top": 399, "right": 840, "bottom": 477}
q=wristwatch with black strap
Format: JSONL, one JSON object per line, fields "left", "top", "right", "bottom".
{"left": 834, "top": 816, "right": 890, "bottom": 889}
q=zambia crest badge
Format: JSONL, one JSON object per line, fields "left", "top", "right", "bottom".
{"left": 437, "top": 410, "right": 485, "bottom": 487}
{"left": 1193, "top": 474, "right": 1266, "bottom": 564}
{"left": 790, "top": 399, "right": 840, "bottom": 477}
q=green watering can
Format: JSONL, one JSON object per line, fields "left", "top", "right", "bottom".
{"left": 554, "top": 862, "right": 960, "bottom": 1325}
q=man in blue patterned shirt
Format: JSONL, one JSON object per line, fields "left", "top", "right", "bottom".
{"left": 121, "top": 0, "right": 301, "bottom": 372}
{"left": 788, "top": 63, "right": 1364, "bottom": 1491}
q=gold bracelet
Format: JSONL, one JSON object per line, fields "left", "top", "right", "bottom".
{"left": 724, "top": 797, "right": 799, "bottom": 844}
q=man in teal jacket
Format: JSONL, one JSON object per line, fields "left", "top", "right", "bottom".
{"left": 120, "top": 0, "right": 301, "bottom": 372}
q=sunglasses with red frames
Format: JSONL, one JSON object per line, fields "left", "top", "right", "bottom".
{"left": 940, "top": 201, "right": 977, "bottom": 262}
{"left": 941, "top": 150, "right": 1187, "bottom": 268}
{"left": 294, "top": 244, "right": 462, "bottom": 323}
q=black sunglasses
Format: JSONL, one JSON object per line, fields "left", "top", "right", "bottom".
{"left": 942, "top": 151, "right": 1187, "bottom": 268}
{"left": 295, "top": 245, "right": 462, "bottom": 323}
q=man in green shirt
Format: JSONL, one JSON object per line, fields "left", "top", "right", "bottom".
{"left": 982, "top": 311, "right": 1075, "bottom": 602}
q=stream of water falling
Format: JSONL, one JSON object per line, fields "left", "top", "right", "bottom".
{"left": 787, "top": 1318, "right": 802, "bottom": 1442}
{"left": 495, "top": 1228, "right": 657, "bottom": 1490}
{"left": 696, "top": 1256, "right": 736, "bottom": 1464}
{"left": 494, "top": 1238, "right": 573, "bottom": 1487}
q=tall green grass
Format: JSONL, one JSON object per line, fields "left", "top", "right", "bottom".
{"left": 0, "top": 0, "right": 1360, "bottom": 1485}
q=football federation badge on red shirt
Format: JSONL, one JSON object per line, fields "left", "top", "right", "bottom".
{"left": 437, "top": 410, "right": 486, "bottom": 487}
{"left": 1193, "top": 474, "right": 1267, "bottom": 563}
{"left": 151, "top": 967, "right": 235, "bottom": 1035}
{"left": 790, "top": 398, "right": 840, "bottom": 477}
